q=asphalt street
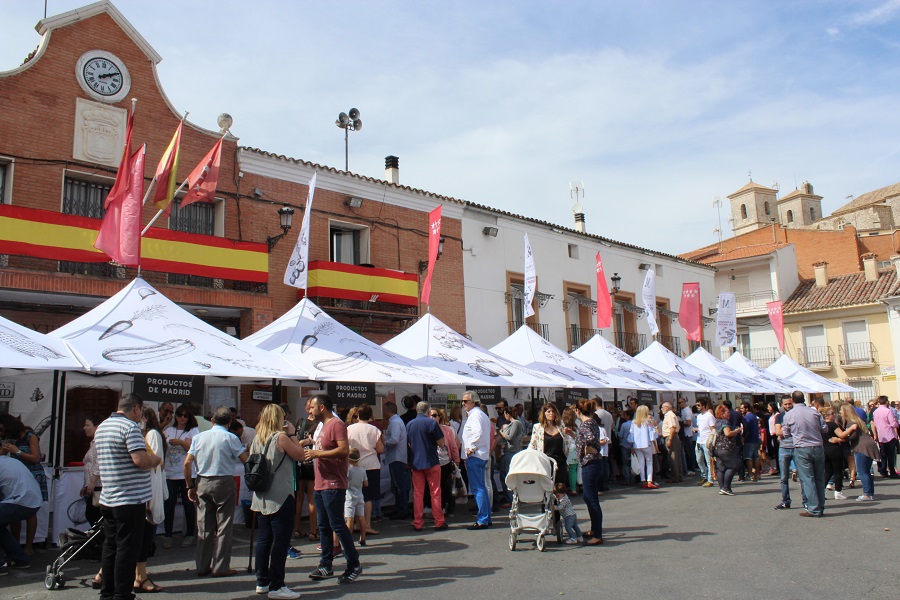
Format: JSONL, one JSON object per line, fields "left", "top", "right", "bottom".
{"left": 4, "top": 473, "right": 897, "bottom": 600}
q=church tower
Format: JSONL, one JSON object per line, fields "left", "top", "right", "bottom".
{"left": 777, "top": 181, "right": 823, "bottom": 228}
{"left": 727, "top": 180, "right": 778, "bottom": 236}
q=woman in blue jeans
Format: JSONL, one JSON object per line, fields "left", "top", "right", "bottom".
{"left": 840, "top": 405, "right": 879, "bottom": 501}
{"left": 574, "top": 398, "right": 608, "bottom": 546}
{"left": 251, "top": 404, "right": 308, "bottom": 600}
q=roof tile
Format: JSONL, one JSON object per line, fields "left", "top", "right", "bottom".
{"left": 783, "top": 269, "right": 900, "bottom": 313}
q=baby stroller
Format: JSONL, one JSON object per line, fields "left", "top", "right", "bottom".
{"left": 45, "top": 517, "right": 105, "bottom": 590}
{"left": 505, "top": 449, "right": 562, "bottom": 551}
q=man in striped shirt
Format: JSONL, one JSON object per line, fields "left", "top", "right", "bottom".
{"left": 95, "top": 393, "right": 161, "bottom": 600}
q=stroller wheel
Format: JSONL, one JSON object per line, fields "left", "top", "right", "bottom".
{"left": 45, "top": 572, "right": 57, "bottom": 590}
{"left": 508, "top": 533, "right": 517, "bottom": 551}
{"left": 536, "top": 534, "right": 546, "bottom": 552}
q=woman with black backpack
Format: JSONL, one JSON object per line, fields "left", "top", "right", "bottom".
{"left": 250, "top": 404, "right": 308, "bottom": 600}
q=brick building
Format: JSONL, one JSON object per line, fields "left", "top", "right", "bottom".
{"left": 0, "top": 1, "right": 464, "bottom": 428}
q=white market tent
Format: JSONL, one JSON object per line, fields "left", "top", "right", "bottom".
{"left": 636, "top": 341, "right": 753, "bottom": 393}
{"left": 382, "top": 313, "right": 568, "bottom": 387}
{"left": 767, "top": 354, "right": 856, "bottom": 394}
{"left": 244, "top": 297, "right": 478, "bottom": 384}
{"left": 49, "top": 278, "right": 308, "bottom": 378}
{"left": 491, "top": 325, "right": 653, "bottom": 390}
{"left": 686, "top": 347, "right": 787, "bottom": 394}
{"left": 571, "top": 333, "right": 708, "bottom": 392}
{"left": 723, "top": 351, "right": 807, "bottom": 394}
{"left": 0, "top": 314, "right": 86, "bottom": 371}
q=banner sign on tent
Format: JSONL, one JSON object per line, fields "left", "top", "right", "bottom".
{"left": 133, "top": 374, "right": 205, "bottom": 404}
{"left": 326, "top": 382, "right": 376, "bottom": 407}
{"left": 716, "top": 292, "right": 737, "bottom": 347}
{"left": 561, "top": 388, "right": 588, "bottom": 405}
{"left": 0, "top": 383, "right": 14, "bottom": 398}
{"left": 0, "top": 204, "right": 268, "bottom": 282}
{"left": 466, "top": 386, "right": 501, "bottom": 404}
{"left": 637, "top": 390, "right": 658, "bottom": 406}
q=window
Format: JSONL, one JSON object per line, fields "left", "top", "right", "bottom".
{"left": 740, "top": 204, "right": 748, "bottom": 219}
{"left": 60, "top": 176, "right": 120, "bottom": 277}
{"left": 330, "top": 221, "right": 369, "bottom": 265}
{"left": 846, "top": 378, "right": 877, "bottom": 403}
{"left": 842, "top": 319, "right": 872, "bottom": 364}
{"left": 810, "top": 207, "right": 816, "bottom": 221}
{"left": 764, "top": 201, "right": 770, "bottom": 216}
{"left": 787, "top": 210, "right": 794, "bottom": 223}
{"left": 655, "top": 264, "right": 664, "bottom": 276}
{"left": 567, "top": 243, "right": 579, "bottom": 259}
{"left": 801, "top": 324, "right": 829, "bottom": 367}
{"left": 0, "top": 162, "right": 9, "bottom": 204}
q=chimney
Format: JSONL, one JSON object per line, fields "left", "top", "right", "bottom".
{"left": 862, "top": 253, "right": 878, "bottom": 282}
{"left": 573, "top": 212, "right": 585, "bottom": 233}
{"left": 813, "top": 261, "right": 829, "bottom": 288}
{"left": 385, "top": 155, "right": 399, "bottom": 184}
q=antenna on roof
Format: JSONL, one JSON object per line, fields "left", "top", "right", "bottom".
{"left": 570, "top": 181, "right": 586, "bottom": 233}
{"left": 713, "top": 196, "right": 724, "bottom": 250}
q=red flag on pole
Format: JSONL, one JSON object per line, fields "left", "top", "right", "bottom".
{"left": 177, "top": 138, "right": 222, "bottom": 210}
{"left": 767, "top": 300, "right": 785, "bottom": 352}
{"left": 151, "top": 121, "right": 182, "bottom": 212}
{"left": 595, "top": 251, "right": 612, "bottom": 329}
{"left": 420, "top": 206, "right": 442, "bottom": 307}
{"left": 678, "top": 282, "right": 702, "bottom": 342}
{"left": 94, "top": 145, "right": 146, "bottom": 266}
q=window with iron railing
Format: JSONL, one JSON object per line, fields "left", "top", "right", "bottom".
{"left": 59, "top": 176, "right": 121, "bottom": 278}
{"left": 168, "top": 199, "right": 215, "bottom": 287}
{"left": 845, "top": 377, "right": 877, "bottom": 402}
{"left": 658, "top": 334, "right": 681, "bottom": 355}
{"left": 508, "top": 320, "right": 550, "bottom": 341}
{"left": 798, "top": 346, "right": 834, "bottom": 369}
{"left": 615, "top": 331, "right": 646, "bottom": 356}
{"left": 839, "top": 342, "right": 878, "bottom": 366}
{"left": 569, "top": 325, "right": 598, "bottom": 351}
{"left": 688, "top": 340, "right": 711, "bottom": 353}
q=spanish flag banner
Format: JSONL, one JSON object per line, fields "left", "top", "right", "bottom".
{"left": 305, "top": 260, "right": 418, "bottom": 306}
{"left": 0, "top": 204, "right": 268, "bottom": 283}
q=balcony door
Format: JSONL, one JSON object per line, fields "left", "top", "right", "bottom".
{"left": 802, "top": 324, "right": 828, "bottom": 366}
{"left": 842, "top": 320, "right": 869, "bottom": 364}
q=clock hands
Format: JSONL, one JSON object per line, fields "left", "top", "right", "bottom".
{"left": 98, "top": 72, "right": 120, "bottom": 79}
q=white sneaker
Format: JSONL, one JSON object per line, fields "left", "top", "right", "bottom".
{"left": 565, "top": 538, "right": 579, "bottom": 545}
{"left": 834, "top": 491, "right": 846, "bottom": 500}
{"left": 256, "top": 586, "right": 269, "bottom": 595}
{"left": 576, "top": 537, "right": 584, "bottom": 543}
{"left": 268, "top": 587, "right": 301, "bottom": 600}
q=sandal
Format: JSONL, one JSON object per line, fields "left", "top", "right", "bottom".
{"left": 292, "top": 529, "right": 305, "bottom": 539}
{"left": 91, "top": 578, "right": 103, "bottom": 590}
{"left": 134, "top": 577, "right": 163, "bottom": 593}
{"left": 308, "top": 531, "right": 319, "bottom": 541}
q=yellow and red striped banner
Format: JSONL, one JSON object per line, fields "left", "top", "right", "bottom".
{"left": 0, "top": 204, "right": 268, "bottom": 282}
{"left": 305, "top": 260, "right": 418, "bottom": 306}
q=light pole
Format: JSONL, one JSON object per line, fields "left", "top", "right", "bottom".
{"left": 335, "top": 108, "right": 362, "bottom": 171}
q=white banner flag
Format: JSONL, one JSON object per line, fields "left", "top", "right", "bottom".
{"left": 642, "top": 268, "right": 659, "bottom": 336}
{"left": 716, "top": 292, "right": 737, "bottom": 347}
{"left": 284, "top": 172, "right": 317, "bottom": 289}
{"left": 523, "top": 233, "right": 536, "bottom": 318}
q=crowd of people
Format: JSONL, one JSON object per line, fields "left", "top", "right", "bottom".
{"left": 1, "top": 387, "right": 898, "bottom": 594}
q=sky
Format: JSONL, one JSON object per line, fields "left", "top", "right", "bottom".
{"left": 2, "top": 0, "right": 900, "bottom": 256}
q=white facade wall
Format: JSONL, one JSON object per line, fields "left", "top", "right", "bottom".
{"left": 461, "top": 208, "right": 718, "bottom": 352}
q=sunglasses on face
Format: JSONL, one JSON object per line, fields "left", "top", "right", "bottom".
{"left": 176, "top": 413, "right": 188, "bottom": 418}
{"left": 430, "top": 414, "right": 440, "bottom": 419}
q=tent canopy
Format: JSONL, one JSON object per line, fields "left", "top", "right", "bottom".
{"left": 686, "top": 347, "right": 785, "bottom": 394}
{"left": 767, "top": 355, "right": 856, "bottom": 394}
{"left": 723, "top": 352, "right": 807, "bottom": 394}
{"left": 244, "top": 298, "right": 476, "bottom": 384}
{"left": 636, "top": 341, "right": 753, "bottom": 393}
{"left": 571, "top": 333, "right": 707, "bottom": 392}
{"left": 491, "top": 326, "right": 652, "bottom": 390}
{"left": 0, "top": 314, "right": 86, "bottom": 370}
{"left": 383, "top": 313, "right": 566, "bottom": 387}
{"left": 50, "top": 278, "right": 307, "bottom": 378}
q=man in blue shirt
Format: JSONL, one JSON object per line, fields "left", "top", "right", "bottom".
{"left": 383, "top": 402, "right": 410, "bottom": 520}
{"left": 740, "top": 402, "right": 762, "bottom": 481}
{"left": 184, "top": 406, "right": 248, "bottom": 577}
{"left": 406, "top": 401, "right": 446, "bottom": 531}
{"left": 0, "top": 455, "right": 43, "bottom": 571}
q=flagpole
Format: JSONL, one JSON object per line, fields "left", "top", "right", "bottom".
{"left": 141, "top": 125, "right": 226, "bottom": 237}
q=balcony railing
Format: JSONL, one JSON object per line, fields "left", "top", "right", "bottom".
{"left": 839, "top": 342, "right": 878, "bottom": 368}
{"left": 615, "top": 331, "right": 646, "bottom": 356}
{"left": 798, "top": 346, "right": 834, "bottom": 371}
{"left": 568, "top": 325, "right": 598, "bottom": 351}
{"left": 735, "top": 291, "right": 777, "bottom": 314}
{"left": 750, "top": 347, "right": 780, "bottom": 368}
{"left": 658, "top": 334, "right": 681, "bottom": 355}
{"left": 688, "top": 340, "right": 712, "bottom": 353}
{"left": 509, "top": 321, "right": 550, "bottom": 341}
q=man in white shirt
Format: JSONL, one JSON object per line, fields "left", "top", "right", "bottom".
{"left": 461, "top": 391, "right": 492, "bottom": 529}
{"left": 694, "top": 398, "right": 717, "bottom": 487}
{"left": 593, "top": 401, "right": 613, "bottom": 491}
{"left": 678, "top": 397, "right": 698, "bottom": 474}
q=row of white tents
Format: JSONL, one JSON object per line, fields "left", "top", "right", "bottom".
{"left": 1, "top": 277, "right": 854, "bottom": 396}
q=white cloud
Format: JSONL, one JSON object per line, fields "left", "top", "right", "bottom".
{"left": 851, "top": 0, "right": 900, "bottom": 26}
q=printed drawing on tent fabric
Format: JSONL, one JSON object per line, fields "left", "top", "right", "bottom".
{"left": 314, "top": 351, "right": 370, "bottom": 374}
{"left": 0, "top": 323, "right": 66, "bottom": 360}
{"left": 99, "top": 304, "right": 168, "bottom": 340}
{"left": 301, "top": 321, "right": 336, "bottom": 353}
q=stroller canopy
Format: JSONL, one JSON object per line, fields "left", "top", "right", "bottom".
{"left": 505, "top": 448, "right": 556, "bottom": 497}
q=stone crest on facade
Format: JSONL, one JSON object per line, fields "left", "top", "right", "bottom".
{"left": 73, "top": 98, "right": 127, "bottom": 167}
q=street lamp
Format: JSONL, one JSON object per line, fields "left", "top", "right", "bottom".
{"left": 610, "top": 272, "right": 621, "bottom": 294}
{"left": 266, "top": 205, "right": 295, "bottom": 252}
{"left": 335, "top": 108, "right": 362, "bottom": 171}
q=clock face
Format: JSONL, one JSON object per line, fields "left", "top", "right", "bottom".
{"left": 75, "top": 51, "right": 131, "bottom": 103}
{"left": 82, "top": 57, "right": 123, "bottom": 96}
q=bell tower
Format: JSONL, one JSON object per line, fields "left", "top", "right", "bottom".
{"left": 727, "top": 180, "right": 778, "bottom": 236}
